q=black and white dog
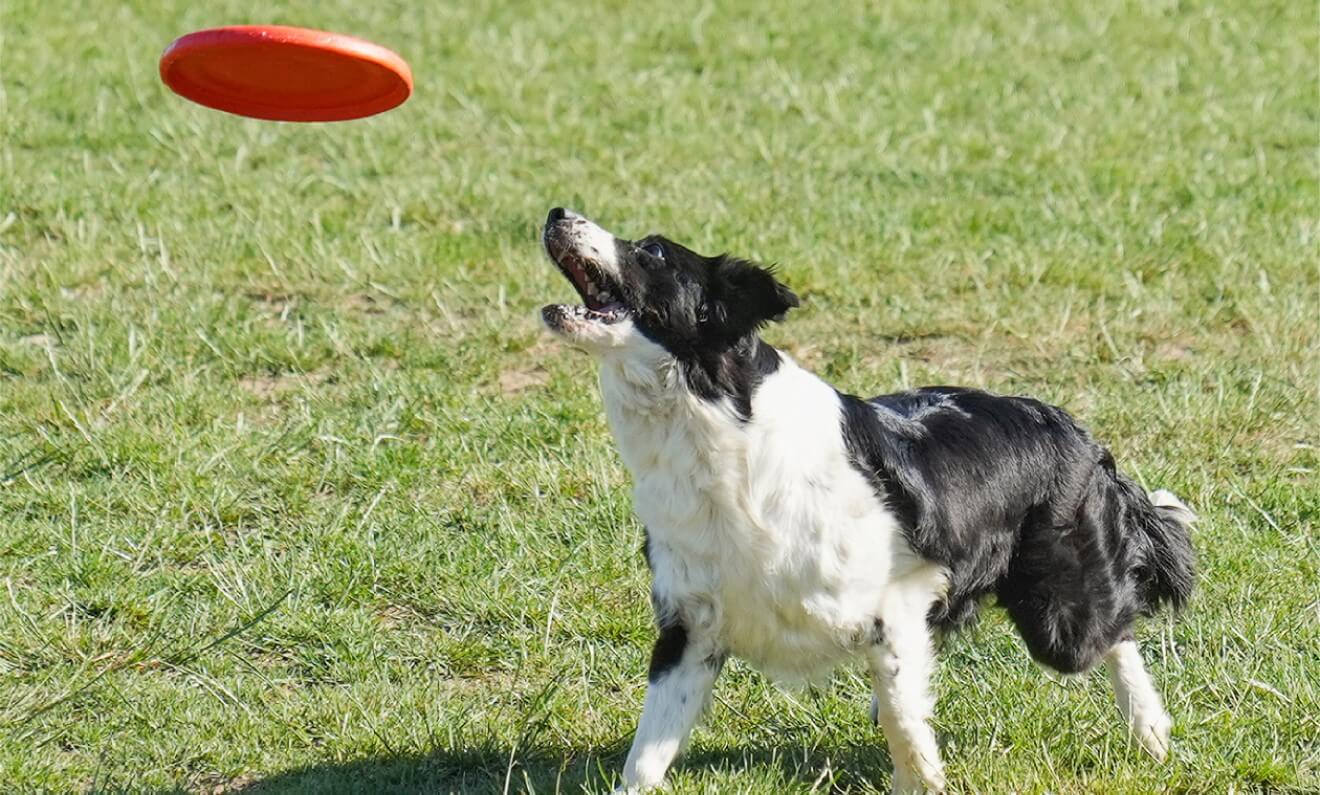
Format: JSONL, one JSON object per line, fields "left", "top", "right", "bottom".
{"left": 539, "top": 208, "right": 1195, "bottom": 793}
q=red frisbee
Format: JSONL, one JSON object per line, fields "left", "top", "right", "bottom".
{"left": 160, "top": 25, "right": 412, "bottom": 122}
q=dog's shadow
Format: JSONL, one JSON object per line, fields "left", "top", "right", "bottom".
{"left": 198, "top": 739, "right": 896, "bottom": 794}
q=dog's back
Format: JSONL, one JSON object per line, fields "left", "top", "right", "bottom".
{"left": 843, "top": 386, "right": 1195, "bottom": 673}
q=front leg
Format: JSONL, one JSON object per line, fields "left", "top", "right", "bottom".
{"left": 867, "top": 576, "right": 947, "bottom": 794}
{"left": 620, "top": 617, "right": 723, "bottom": 792}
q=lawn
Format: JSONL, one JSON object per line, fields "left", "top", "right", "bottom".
{"left": 1, "top": 0, "right": 1316, "bottom": 792}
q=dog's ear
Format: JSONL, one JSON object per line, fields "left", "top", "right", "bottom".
{"left": 708, "top": 256, "right": 800, "bottom": 338}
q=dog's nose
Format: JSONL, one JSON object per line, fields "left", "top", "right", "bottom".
{"left": 547, "top": 207, "right": 579, "bottom": 225}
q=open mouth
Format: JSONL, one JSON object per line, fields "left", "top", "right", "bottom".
{"left": 543, "top": 233, "right": 629, "bottom": 324}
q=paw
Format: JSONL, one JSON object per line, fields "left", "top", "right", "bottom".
{"left": 617, "top": 765, "right": 664, "bottom": 794}
{"left": 1132, "top": 709, "right": 1172, "bottom": 761}
{"left": 869, "top": 693, "right": 881, "bottom": 725}
{"left": 891, "top": 765, "right": 946, "bottom": 795}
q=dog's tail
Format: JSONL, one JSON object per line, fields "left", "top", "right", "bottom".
{"left": 1119, "top": 479, "right": 1197, "bottom": 613}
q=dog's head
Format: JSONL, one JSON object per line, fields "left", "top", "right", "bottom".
{"left": 540, "top": 208, "right": 799, "bottom": 357}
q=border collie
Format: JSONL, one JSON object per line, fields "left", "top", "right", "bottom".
{"left": 539, "top": 208, "right": 1195, "bottom": 793}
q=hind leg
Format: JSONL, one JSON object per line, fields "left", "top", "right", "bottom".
{"left": 1104, "top": 639, "right": 1172, "bottom": 760}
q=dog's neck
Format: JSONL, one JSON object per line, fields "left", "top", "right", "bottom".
{"left": 598, "top": 334, "right": 779, "bottom": 415}
{"left": 595, "top": 335, "right": 779, "bottom": 478}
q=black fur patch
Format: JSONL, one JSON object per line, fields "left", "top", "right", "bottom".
{"left": 870, "top": 617, "right": 886, "bottom": 645}
{"left": 682, "top": 337, "right": 784, "bottom": 420}
{"left": 648, "top": 618, "right": 689, "bottom": 683}
{"left": 839, "top": 387, "right": 1195, "bottom": 673}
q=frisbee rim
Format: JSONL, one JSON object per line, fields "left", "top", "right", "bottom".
{"left": 159, "top": 25, "right": 413, "bottom": 122}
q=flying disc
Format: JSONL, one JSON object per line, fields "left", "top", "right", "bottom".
{"left": 160, "top": 25, "right": 412, "bottom": 122}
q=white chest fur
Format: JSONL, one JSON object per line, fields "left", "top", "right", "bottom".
{"left": 599, "top": 351, "right": 918, "bottom": 683}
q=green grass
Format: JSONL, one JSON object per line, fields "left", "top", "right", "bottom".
{"left": 1, "top": 0, "right": 1317, "bottom": 792}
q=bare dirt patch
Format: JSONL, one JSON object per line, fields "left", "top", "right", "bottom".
{"left": 498, "top": 366, "right": 550, "bottom": 395}
{"left": 237, "top": 370, "right": 332, "bottom": 400}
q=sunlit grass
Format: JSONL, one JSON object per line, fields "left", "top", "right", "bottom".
{"left": 1, "top": 0, "right": 1316, "bottom": 791}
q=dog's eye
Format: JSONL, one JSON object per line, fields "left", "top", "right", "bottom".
{"left": 641, "top": 242, "right": 665, "bottom": 260}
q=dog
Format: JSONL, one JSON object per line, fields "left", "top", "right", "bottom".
{"left": 538, "top": 207, "right": 1195, "bottom": 793}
